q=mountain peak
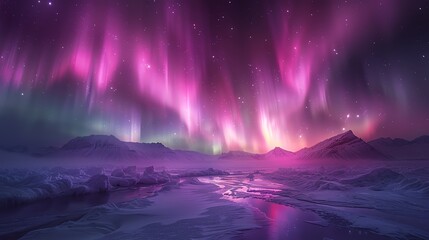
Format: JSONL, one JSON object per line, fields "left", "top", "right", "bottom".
{"left": 315, "top": 130, "right": 361, "bottom": 150}
{"left": 295, "top": 130, "right": 386, "bottom": 160}
{"left": 344, "top": 130, "right": 355, "bottom": 135}
{"left": 334, "top": 130, "right": 357, "bottom": 140}
{"left": 264, "top": 146, "right": 294, "bottom": 160}
{"left": 267, "top": 146, "right": 293, "bottom": 155}
{"left": 273, "top": 146, "right": 285, "bottom": 151}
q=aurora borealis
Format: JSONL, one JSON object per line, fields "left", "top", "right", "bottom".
{"left": 0, "top": 0, "right": 428, "bottom": 154}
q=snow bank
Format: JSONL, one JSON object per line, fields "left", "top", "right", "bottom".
{"left": 0, "top": 166, "right": 235, "bottom": 208}
{"left": 0, "top": 166, "right": 172, "bottom": 208}
{"left": 340, "top": 168, "right": 404, "bottom": 187}
{"left": 0, "top": 169, "right": 74, "bottom": 207}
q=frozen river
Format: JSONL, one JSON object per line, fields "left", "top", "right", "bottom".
{"left": 3, "top": 167, "right": 423, "bottom": 240}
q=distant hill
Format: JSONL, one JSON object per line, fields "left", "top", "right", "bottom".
{"left": 369, "top": 136, "right": 429, "bottom": 160}
{"left": 218, "top": 150, "right": 262, "bottom": 160}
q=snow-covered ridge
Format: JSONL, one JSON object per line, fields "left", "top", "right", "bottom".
{"left": 294, "top": 130, "right": 387, "bottom": 160}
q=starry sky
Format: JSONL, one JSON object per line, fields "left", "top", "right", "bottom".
{"left": 0, "top": 0, "right": 428, "bottom": 154}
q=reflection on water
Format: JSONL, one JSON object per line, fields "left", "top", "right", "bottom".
{"left": 200, "top": 175, "right": 391, "bottom": 240}
{"left": 0, "top": 192, "right": 110, "bottom": 220}
{"left": 235, "top": 198, "right": 391, "bottom": 240}
{"left": 0, "top": 185, "right": 162, "bottom": 220}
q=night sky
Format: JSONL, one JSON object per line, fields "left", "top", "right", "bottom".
{"left": 0, "top": 0, "right": 428, "bottom": 154}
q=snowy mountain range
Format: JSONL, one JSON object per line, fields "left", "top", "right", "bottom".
{"left": 2, "top": 135, "right": 212, "bottom": 162}
{"left": 1, "top": 131, "right": 428, "bottom": 161}
{"left": 368, "top": 136, "right": 429, "bottom": 160}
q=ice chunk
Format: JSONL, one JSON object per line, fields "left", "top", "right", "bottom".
{"left": 144, "top": 166, "right": 155, "bottom": 174}
{"left": 109, "top": 176, "right": 137, "bottom": 187}
{"left": 123, "top": 166, "right": 137, "bottom": 175}
{"left": 111, "top": 168, "right": 125, "bottom": 177}
{"left": 84, "top": 167, "right": 105, "bottom": 176}
{"left": 86, "top": 174, "right": 110, "bottom": 192}
{"left": 138, "top": 166, "right": 170, "bottom": 184}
